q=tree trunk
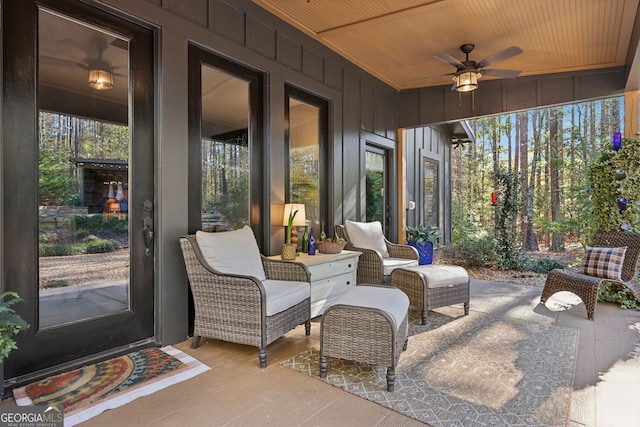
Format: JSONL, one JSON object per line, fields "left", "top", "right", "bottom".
{"left": 526, "top": 110, "right": 541, "bottom": 251}
{"left": 549, "top": 107, "right": 564, "bottom": 251}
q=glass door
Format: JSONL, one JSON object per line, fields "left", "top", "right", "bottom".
{"left": 2, "top": 0, "right": 155, "bottom": 381}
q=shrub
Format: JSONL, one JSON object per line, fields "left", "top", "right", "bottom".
{"left": 440, "top": 235, "right": 500, "bottom": 268}
{"left": 39, "top": 243, "right": 84, "bottom": 257}
{"left": 598, "top": 281, "right": 640, "bottom": 310}
{"left": 85, "top": 239, "right": 118, "bottom": 254}
{"left": 518, "top": 256, "right": 567, "bottom": 273}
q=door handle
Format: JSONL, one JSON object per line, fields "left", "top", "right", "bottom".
{"left": 143, "top": 199, "right": 154, "bottom": 256}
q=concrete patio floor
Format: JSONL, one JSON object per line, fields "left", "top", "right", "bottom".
{"left": 11, "top": 278, "right": 640, "bottom": 426}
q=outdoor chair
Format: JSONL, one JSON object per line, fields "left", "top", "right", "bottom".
{"left": 540, "top": 231, "right": 640, "bottom": 320}
{"left": 335, "top": 220, "right": 418, "bottom": 285}
{"left": 180, "top": 226, "right": 311, "bottom": 368}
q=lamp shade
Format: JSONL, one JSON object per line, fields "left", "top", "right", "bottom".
{"left": 88, "top": 69, "right": 114, "bottom": 90}
{"left": 283, "top": 203, "right": 306, "bottom": 226}
{"left": 455, "top": 71, "right": 478, "bottom": 92}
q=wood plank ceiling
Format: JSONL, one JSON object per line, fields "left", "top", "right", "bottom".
{"left": 252, "top": 0, "right": 640, "bottom": 91}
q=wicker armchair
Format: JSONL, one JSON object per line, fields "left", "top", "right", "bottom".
{"left": 540, "top": 231, "right": 640, "bottom": 320}
{"left": 335, "top": 221, "right": 418, "bottom": 285}
{"left": 180, "top": 228, "right": 311, "bottom": 368}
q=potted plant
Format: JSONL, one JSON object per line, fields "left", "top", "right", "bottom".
{"left": 0, "top": 291, "right": 28, "bottom": 396}
{"left": 0, "top": 291, "right": 28, "bottom": 363}
{"left": 405, "top": 224, "right": 438, "bottom": 265}
{"left": 281, "top": 209, "right": 298, "bottom": 260}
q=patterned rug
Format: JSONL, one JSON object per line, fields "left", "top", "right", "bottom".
{"left": 13, "top": 346, "right": 210, "bottom": 426}
{"left": 282, "top": 309, "right": 579, "bottom": 427}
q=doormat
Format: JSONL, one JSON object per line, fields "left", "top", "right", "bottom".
{"left": 282, "top": 309, "right": 579, "bottom": 427}
{"left": 13, "top": 346, "right": 210, "bottom": 426}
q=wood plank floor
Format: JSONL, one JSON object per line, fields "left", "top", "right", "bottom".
{"left": 7, "top": 278, "right": 640, "bottom": 426}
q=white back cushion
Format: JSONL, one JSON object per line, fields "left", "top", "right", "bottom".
{"left": 196, "top": 226, "right": 267, "bottom": 281}
{"left": 345, "top": 220, "right": 390, "bottom": 258}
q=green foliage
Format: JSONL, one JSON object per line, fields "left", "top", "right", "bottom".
{"left": 39, "top": 151, "right": 79, "bottom": 206}
{"left": 39, "top": 243, "right": 84, "bottom": 257}
{"left": 494, "top": 170, "right": 524, "bottom": 269}
{"left": 518, "top": 256, "right": 567, "bottom": 273}
{"left": 598, "top": 282, "right": 640, "bottom": 310}
{"left": 285, "top": 209, "right": 298, "bottom": 243}
{"left": 42, "top": 280, "right": 69, "bottom": 288}
{"left": 451, "top": 201, "right": 483, "bottom": 243}
{"left": 74, "top": 214, "right": 128, "bottom": 232}
{"left": 440, "top": 235, "right": 500, "bottom": 268}
{"left": 0, "top": 292, "right": 29, "bottom": 362}
{"left": 85, "top": 238, "right": 118, "bottom": 254}
{"left": 366, "top": 170, "right": 384, "bottom": 223}
{"left": 405, "top": 224, "right": 438, "bottom": 245}
{"left": 589, "top": 136, "right": 640, "bottom": 235}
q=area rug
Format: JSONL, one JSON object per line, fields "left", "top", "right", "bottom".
{"left": 282, "top": 309, "right": 579, "bottom": 427}
{"left": 13, "top": 346, "right": 210, "bottom": 426}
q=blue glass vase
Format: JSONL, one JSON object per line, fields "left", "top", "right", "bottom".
{"left": 407, "top": 241, "right": 433, "bottom": 265}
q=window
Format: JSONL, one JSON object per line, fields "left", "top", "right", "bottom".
{"left": 286, "top": 86, "right": 328, "bottom": 234}
{"left": 423, "top": 159, "right": 439, "bottom": 227}
{"left": 200, "top": 66, "right": 250, "bottom": 231}
{"left": 188, "top": 47, "right": 264, "bottom": 242}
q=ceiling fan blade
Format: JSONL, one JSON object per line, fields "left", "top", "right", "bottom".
{"left": 434, "top": 53, "right": 464, "bottom": 69}
{"left": 476, "top": 46, "right": 523, "bottom": 68}
{"left": 480, "top": 69, "right": 521, "bottom": 79}
{"left": 412, "top": 72, "right": 455, "bottom": 81}
{"left": 40, "top": 55, "right": 87, "bottom": 70}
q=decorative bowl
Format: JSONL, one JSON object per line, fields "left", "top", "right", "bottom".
{"left": 317, "top": 240, "right": 346, "bottom": 254}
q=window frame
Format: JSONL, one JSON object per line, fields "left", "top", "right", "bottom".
{"left": 284, "top": 85, "right": 329, "bottom": 233}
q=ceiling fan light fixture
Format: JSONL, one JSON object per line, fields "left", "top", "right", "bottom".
{"left": 455, "top": 71, "right": 478, "bottom": 92}
{"left": 88, "top": 69, "right": 114, "bottom": 90}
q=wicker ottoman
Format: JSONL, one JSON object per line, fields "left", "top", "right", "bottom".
{"left": 319, "top": 285, "right": 409, "bottom": 392}
{"left": 390, "top": 264, "right": 470, "bottom": 325}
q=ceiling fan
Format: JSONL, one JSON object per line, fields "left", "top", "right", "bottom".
{"left": 419, "top": 44, "right": 523, "bottom": 92}
{"left": 40, "top": 37, "right": 126, "bottom": 90}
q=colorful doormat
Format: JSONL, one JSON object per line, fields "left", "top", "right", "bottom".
{"left": 13, "top": 346, "right": 210, "bottom": 426}
{"left": 282, "top": 309, "right": 579, "bottom": 427}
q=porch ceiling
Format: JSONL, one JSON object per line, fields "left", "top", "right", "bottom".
{"left": 252, "top": 0, "right": 640, "bottom": 92}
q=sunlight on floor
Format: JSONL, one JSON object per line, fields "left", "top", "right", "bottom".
{"left": 542, "top": 291, "right": 583, "bottom": 312}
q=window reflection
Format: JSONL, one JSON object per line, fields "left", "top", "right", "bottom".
{"left": 200, "top": 65, "right": 250, "bottom": 231}
{"left": 289, "top": 98, "right": 320, "bottom": 230}
{"left": 423, "top": 159, "right": 439, "bottom": 227}
{"left": 366, "top": 150, "right": 386, "bottom": 229}
{"left": 38, "top": 9, "right": 130, "bottom": 328}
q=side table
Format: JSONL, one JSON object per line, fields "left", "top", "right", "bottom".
{"left": 269, "top": 250, "right": 360, "bottom": 317}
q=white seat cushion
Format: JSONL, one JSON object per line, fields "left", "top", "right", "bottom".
{"left": 345, "top": 220, "right": 390, "bottom": 258}
{"left": 405, "top": 264, "right": 469, "bottom": 288}
{"left": 383, "top": 258, "right": 419, "bottom": 276}
{"left": 196, "top": 226, "right": 267, "bottom": 281}
{"left": 261, "top": 280, "right": 310, "bottom": 316}
{"left": 330, "top": 286, "right": 409, "bottom": 331}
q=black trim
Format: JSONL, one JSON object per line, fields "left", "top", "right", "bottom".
{"left": 284, "top": 85, "right": 329, "bottom": 233}
{"left": 187, "top": 45, "right": 266, "bottom": 248}
{"left": 2, "top": 0, "right": 155, "bottom": 380}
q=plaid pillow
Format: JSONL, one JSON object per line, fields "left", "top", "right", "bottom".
{"left": 581, "top": 246, "right": 627, "bottom": 280}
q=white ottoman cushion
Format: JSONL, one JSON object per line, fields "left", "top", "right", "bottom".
{"left": 329, "top": 286, "right": 409, "bottom": 331}
{"left": 405, "top": 265, "right": 469, "bottom": 288}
